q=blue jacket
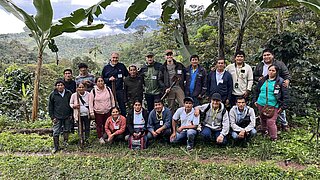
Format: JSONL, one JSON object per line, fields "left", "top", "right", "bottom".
{"left": 147, "top": 107, "right": 172, "bottom": 132}
{"left": 207, "top": 70, "right": 233, "bottom": 102}
{"left": 184, "top": 65, "right": 207, "bottom": 97}
{"left": 102, "top": 62, "right": 129, "bottom": 90}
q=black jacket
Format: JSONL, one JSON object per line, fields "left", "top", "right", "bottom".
{"left": 158, "top": 59, "right": 185, "bottom": 91}
{"left": 253, "top": 60, "right": 291, "bottom": 83}
{"left": 102, "top": 62, "right": 129, "bottom": 90}
{"left": 48, "top": 89, "right": 72, "bottom": 120}
{"left": 254, "top": 75, "right": 289, "bottom": 110}
{"left": 126, "top": 108, "right": 149, "bottom": 135}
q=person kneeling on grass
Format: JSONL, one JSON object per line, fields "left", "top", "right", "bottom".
{"left": 147, "top": 99, "right": 172, "bottom": 143}
{"left": 195, "top": 93, "right": 229, "bottom": 146}
{"left": 229, "top": 96, "right": 256, "bottom": 144}
{"left": 103, "top": 107, "right": 126, "bottom": 143}
{"left": 170, "top": 97, "right": 199, "bottom": 150}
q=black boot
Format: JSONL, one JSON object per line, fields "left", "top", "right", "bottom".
{"left": 63, "top": 132, "right": 69, "bottom": 147}
{"left": 53, "top": 136, "right": 59, "bottom": 153}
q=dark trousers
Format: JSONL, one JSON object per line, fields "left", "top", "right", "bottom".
{"left": 116, "top": 90, "right": 126, "bottom": 116}
{"left": 95, "top": 113, "right": 110, "bottom": 138}
{"left": 79, "top": 116, "right": 90, "bottom": 140}
{"left": 145, "top": 93, "right": 161, "bottom": 113}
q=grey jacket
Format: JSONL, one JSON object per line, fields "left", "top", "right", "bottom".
{"left": 229, "top": 106, "right": 256, "bottom": 132}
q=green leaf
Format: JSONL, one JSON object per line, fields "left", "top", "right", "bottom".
{"left": 33, "top": 0, "right": 53, "bottom": 32}
{"left": 124, "top": 0, "right": 156, "bottom": 28}
{"left": 297, "top": 0, "right": 320, "bottom": 15}
{"left": 161, "top": 0, "right": 176, "bottom": 23}
{"left": 86, "top": 0, "right": 118, "bottom": 18}
{"left": 203, "top": 1, "right": 217, "bottom": 19}
{"left": 0, "top": 0, "right": 24, "bottom": 21}
{"left": 49, "top": 24, "right": 104, "bottom": 38}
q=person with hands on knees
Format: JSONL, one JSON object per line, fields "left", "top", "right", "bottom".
{"left": 104, "top": 107, "right": 126, "bottom": 143}
{"left": 229, "top": 96, "right": 256, "bottom": 144}
{"left": 170, "top": 97, "right": 199, "bottom": 150}
{"left": 48, "top": 80, "right": 73, "bottom": 153}
{"left": 195, "top": 93, "right": 229, "bottom": 146}
{"left": 147, "top": 99, "right": 172, "bottom": 143}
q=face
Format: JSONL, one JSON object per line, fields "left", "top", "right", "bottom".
{"left": 64, "top": 71, "right": 72, "bottom": 80}
{"left": 111, "top": 53, "right": 119, "bottom": 65}
{"left": 96, "top": 78, "right": 105, "bottom": 88}
{"left": 216, "top": 59, "right": 225, "bottom": 71}
{"left": 211, "top": 99, "right": 221, "bottom": 109}
{"left": 79, "top": 67, "right": 88, "bottom": 76}
{"left": 268, "top": 66, "right": 277, "bottom": 78}
{"left": 146, "top": 56, "right": 154, "bottom": 64}
{"left": 129, "top": 66, "right": 137, "bottom": 77}
{"left": 77, "top": 83, "right": 86, "bottom": 94}
{"left": 111, "top": 108, "right": 120, "bottom": 118}
{"left": 263, "top": 52, "right": 274, "bottom": 64}
{"left": 154, "top": 102, "right": 163, "bottom": 112}
{"left": 235, "top": 54, "right": 245, "bottom": 65}
{"left": 190, "top": 57, "right": 199, "bottom": 67}
{"left": 165, "top": 53, "right": 173, "bottom": 62}
{"left": 56, "top": 83, "right": 65, "bottom": 92}
{"left": 184, "top": 101, "right": 193, "bottom": 111}
{"left": 236, "top": 99, "right": 246, "bottom": 111}
{"left": 133, "top": 102, "right": 142, "bottom": 112}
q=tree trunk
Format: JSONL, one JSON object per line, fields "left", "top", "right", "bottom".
{"left": 276, "top": 8, "right": 283, "bottom": 34}
{"left": 177, "top": 1, "right": 190, "bottom": 46}
{"left": 218, "top": 0, "right": 225, "bottom": 59}
{"left": 235, "top": 21, "right": 246, "bottom": 53}
{"left": 31, "top": 50, "right": 43, "bottom": 121}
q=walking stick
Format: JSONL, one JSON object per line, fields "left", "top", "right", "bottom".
{"left": 77, "top": 92, "right": 84, "bottom": 149}
{"left": 160, "top": 77, "right": 180, "bottom": 100}
{"left": 111, "top": 81, "right": 118, "bottom": 107}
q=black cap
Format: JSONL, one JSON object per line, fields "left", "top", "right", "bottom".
{"left": 184, "top": 97, "right": 194, "bottom": 103}
{"left": 211, "top": 93, "right": 222, "bottom": 101}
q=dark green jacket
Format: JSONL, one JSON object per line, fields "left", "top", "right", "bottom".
{"left": 139, "top": 61, "right": 162, "bottom": 95}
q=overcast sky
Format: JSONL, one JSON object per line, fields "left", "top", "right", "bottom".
{"left": 0, "top": 0, "right": 211, "bottom": 37}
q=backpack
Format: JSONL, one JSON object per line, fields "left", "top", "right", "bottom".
{"left": 128, "top": 135, "right": 146, "bottom": 150}
{"left": 200, "top": 104, "right": 227, "bottom": 127}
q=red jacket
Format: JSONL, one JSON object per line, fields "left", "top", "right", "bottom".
{"left": 105, "top": 115, "right": 126, "bottom": 136}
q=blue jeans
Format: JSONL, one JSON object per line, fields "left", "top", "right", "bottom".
{"left": 231, "top": 128, "right": 257, "bottom": 141}
{"left": 277, "top": 110, "right": 288, "bottom": 126}
{"left": 170, "top": 129, "right": 197, "bottom": 147}
{"left": 200, "top": 126, "right": 227, "bottom": 145}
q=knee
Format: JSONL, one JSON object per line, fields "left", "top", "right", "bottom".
{"left": 250, "top": 129, "right": 257, "bottom": 137}
{"left": 231, "top": 131, "right": 238, "bottom": 140}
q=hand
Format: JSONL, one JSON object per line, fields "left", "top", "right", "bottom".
{"left": 194, "top": 109, "right": 200, "bottom": 117}
{"left": 177, "top": 127, "right": 183, "bottom": 133}
{"left": 170, "top": 133, "right": 176, "bottom": 142}
{"left": 151, "top": 131, "right": 158, "bottom": 137}
{"left": 107, "top": 134, "right": 114, "bottom": 142}
{"left": 277, "top": 108, "right": 282, "bottom": 114}
{"left": 238, "top": 131, "right": 245, "bottom": 139}
{"left": 73, "top": 104, "right": 80, "bottom": 109}
{"left": 243, "top": 91, "right": 250, "bottom": 98}
{"left": 225, "top": 99, "right": 230, "bottom": 105}
{"left": 165, "top": 88, "right": 171, "bottom": 94}
{"left": 155, "top": 128, "right": 163, "bottom": 135}
{"left": 254, "top": 102, "right": 258, "bottom": 107}
{"left": 283, "top": 80, "right": 289, "bottom": 88}
{"left": 90, "top": 113, "right": 95, "bottom": 120}
{"left": 216, "top": 134, "right": 224, "bottom": 143}
{"left": 258, "top": 76, "right": 263, "bottom": 81}
{"left": 109, "top": 76, "right": 116, "bottom": 81}
{"left": 133, "top": 132, "right": 140, "bottom": 137}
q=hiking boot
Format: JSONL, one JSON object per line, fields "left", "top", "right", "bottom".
{"left": 99, "top": 137, "right": 105, "bottom": 144}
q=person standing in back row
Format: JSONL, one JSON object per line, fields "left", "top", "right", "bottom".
{"left": 102, "top": 52, "right": 129, "bottom": 116}
{"left": 75, "top": 63, "right": 95, "bottom": 92}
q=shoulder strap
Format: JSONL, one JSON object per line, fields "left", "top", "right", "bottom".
{"left": 204, "top": 104, "right": 211, "bottom": 114}
{"left": 106, "top": 86, "right": 113, "bottom": 107}
{"left": 266, "top": 80, "right": 268, "bottom": 104}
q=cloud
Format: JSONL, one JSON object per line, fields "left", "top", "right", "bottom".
{"left": 0, "top": 9, "right": 25, "bottom": 34}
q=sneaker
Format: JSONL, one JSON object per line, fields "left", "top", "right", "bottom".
{"left": 99, "top": 137, "right": 105, "bottom": 144}
{"left": 125, "top": 135, "right": 130, "bottom": 141}
{"left": 186, "top": 145, "right": 193, "bottom": 151}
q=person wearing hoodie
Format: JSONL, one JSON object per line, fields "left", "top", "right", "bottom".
{"left": 89, "top": 77, "right": 115, "bottom": 144}
{"left": 195, "top": 93, "right": 229, "bottom": 145}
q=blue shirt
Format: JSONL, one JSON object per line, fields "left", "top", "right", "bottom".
{"left": 257, "top": 79, "right": 279, "bottom": 108}
{"left": 189, "top": 67, "right": 198, "bottom": 95}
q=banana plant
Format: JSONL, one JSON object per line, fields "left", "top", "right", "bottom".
{"left": 0, "top": 0, "right": 118, "bottom": 121}
{"left": 261, "top": 0, "right": 320, "bottom": 15}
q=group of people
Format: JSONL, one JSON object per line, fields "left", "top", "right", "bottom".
{"left": 48, "top": 48, "right": 290, "bottom": 152}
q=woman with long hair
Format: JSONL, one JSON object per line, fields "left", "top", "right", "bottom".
{"left": 254, "top": 65, "right": 289, "bottom": 141}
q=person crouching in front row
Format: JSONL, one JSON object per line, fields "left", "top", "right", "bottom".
{"left": 103, "top": 107, "right": 126, "bottom": 143}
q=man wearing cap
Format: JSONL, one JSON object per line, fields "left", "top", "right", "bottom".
{"left": 170, "top": 97, "right": 199, "bottom": 150}
{"left": 184, "top": 55, "right": 207, "bottom": 106}
{"left": 102, "top": 52, "right": 129, "bottom": 116}
{"left": 159, "top": 49, "right": 185, "bottom": 113}
{"left": 225, "top": 51, "right": 253, "bottom": 106}
{"left": 139, "top": 52, "right": 162, "bottom": 112}
{"left": 207, "top": 58, "right": 233, "bottom": 107}
{"left": 195, "top": 93, "right": 229, "bottom": 145}
{"left": 75, "top": 63, "right": 95, "bottom": 92}
{"left": 124, "top": 64, "right": 144, "bottom": 108}
{"left": 48, "top": 80, "right": 73, "bottom": 153}
{"left": 253, "top": 48, "right": 291, "bottom": 131}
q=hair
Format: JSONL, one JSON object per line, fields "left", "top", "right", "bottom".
{"left": 133, "top": 99, "right": 142, "bottom": 105}
{"left": 55, "top": 79, "right": 65, "bottom": 86}
{"left": 76, "top": 82, "right": 86, "bottom": 88}
{"left": 128, "top": 64, "right": 137, "bottom": 70}
{"left": 263, "top": 48, "right": 274, "bottom": 55}
{"left": 110, "top": 106, "right": 120, "bottom": 113}
{"left": 64, "top": 69, "right": 72, "bottom": 74}
{"left": 111, "top": 52, "right": 119, "bottom": 56}
{"left": 78, "top": 63, "right": 88, "bottom": 69}
{"left": 154, "top": 99, "right": 163, "bottom": 105}
{"left": 189, "top": 55, "right": 199, "bottom": 61}
{"left": 95, "top": 76, "right": 104, "bottom": 83}
{"left": 234, "top": 50, "right": 246, "bottom": 58}
{"left": 268, "top": 64, "right": 280, "bottom": 77}
{"left": 236, "top": 96, "right": 246, "bottom": 102}
{"left": 214, "top": 58, "right": 225, "bottom": 65}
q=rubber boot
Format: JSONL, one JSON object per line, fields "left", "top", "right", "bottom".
{"left": 53, "top": 136, "right": 59, "bottom": 153}
{"left": 63, "top": 132, "right": 69, "bottom": 147}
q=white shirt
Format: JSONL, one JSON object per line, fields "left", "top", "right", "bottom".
{"left": 173, "top": 107, "right": 199, "bottom": 127}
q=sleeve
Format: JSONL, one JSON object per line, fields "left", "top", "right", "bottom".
{"left": 192, "top": 115, "right": 200, "bottom": 126}
{"left": 123, "top": 64, "right": 129, "bottom": 78}
{"left": 278, "top": 61, "right": 291, "bottom": 81}
{"left": 107, "top": 87, "right": 116, "bottom": 107}
{"left": 69, "top": 93, "right": 76, "bottom": 109}
{"left": 105, "top": 118, "right": 112, "bottom": 136}
{"left": 147, "top": 111, "right": 155, "bottom": 132}
{"left": 115, "top": 116, "right": 126, "bottom": 135}
{"left": 221, "top": 110, "right": 230, "bottom": 136}
{"left": 206, "top": 71, "right": 211, "bottom": 96}
{"left": 88, "top": 90, "right": 94, "bottom": 115}
{"left": 247, "top": 66, "right": 254, "bottom": 91}
{"left": 163, "top": 109, "right": 172, "bottom": 129}
{"left": 172, "top": 108, "right": 181, "bottom": 121}
{"left": 48, "top": 92, "right": 54, "bottom": 119}
{"left": 201, "top": 69, "right": 208, "bottom": 96}
{"left": 126, "top": 111, "right": 134, "bottom": 135}
{"left": 123, "top": 78, "right": 128, "bottom": 103}
{"left": 102, "top": 66, "right": 111, "bottom": 85}
{"left": 196, "top": 103, "right": 209, "bottom": 112}
{"left": 230, "top": 108, "right": 244, "bottom": 132}
{"left": 244, "top": 108, "right": 256, "bottom": 132}
{"left": 253, "top": 63, "right": 262, "bottom": 83}
{"left": 158, "top": 66, "right": 165, "bottom": 89}
{"left": 143, "top": 109, "right": 149, "bottom": 131}
{"left": 227, "top": 73, "right": 233, "bottom": 101}
{"left": 280, "top": 84, "right": 289, "bottom": 110}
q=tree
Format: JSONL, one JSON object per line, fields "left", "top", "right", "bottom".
{"left": 0, "top": 0, "right": 118, "bottom": 121}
